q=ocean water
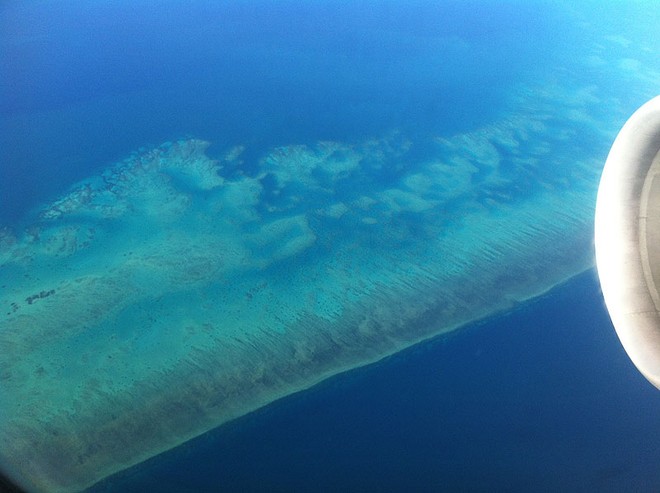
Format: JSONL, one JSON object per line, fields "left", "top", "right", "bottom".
{"left": 88, "top": 271, "right": 660, "bottom": 493}
{"left": 1, "top": 1, "right": 659, "bottom": 492}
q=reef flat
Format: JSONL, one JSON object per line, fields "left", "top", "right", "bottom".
{"left": 0, "top": 65, "right": 654, "bottom": 492}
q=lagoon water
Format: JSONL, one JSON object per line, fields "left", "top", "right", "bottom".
{"left": 1, "top": 2, "right": 660, "bottom": 492}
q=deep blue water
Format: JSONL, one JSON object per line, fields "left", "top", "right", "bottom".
{"left": 90, "top": 270, "right": 660, "bottom": 492}
{"left": 0, "top": 0, "right": 579, "bottom": 228}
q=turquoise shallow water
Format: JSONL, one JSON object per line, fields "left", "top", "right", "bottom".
{"left": 1, "top": 2, "right": 659, "bottom": 492}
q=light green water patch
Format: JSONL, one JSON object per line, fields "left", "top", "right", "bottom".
{"left": 0, "top": 65, "right": 653, "bottom": 492}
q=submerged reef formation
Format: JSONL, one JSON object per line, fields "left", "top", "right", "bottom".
{"left": 0, "top": 79, "right": 643, "bottom": 492}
